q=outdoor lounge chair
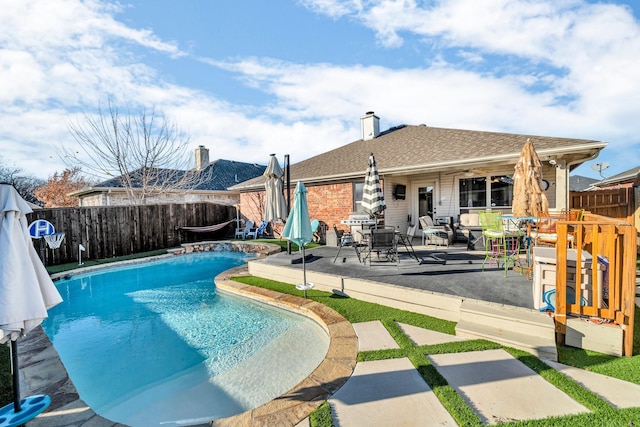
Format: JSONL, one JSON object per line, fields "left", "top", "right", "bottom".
{"left": 254, "top": 220, "right": 269, "bottom": 238}
{"left": 311, "top": 219, "right": 321, "bottom": 243}
{"left": 419, "top": 215, "right": 453, "bottom": 247}
{"left": 235, "top": 220, "right": 256, "bottom": 240}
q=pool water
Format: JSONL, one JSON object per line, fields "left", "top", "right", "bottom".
{"left": 42, "top": 252, "right": 329, "bottom": 426}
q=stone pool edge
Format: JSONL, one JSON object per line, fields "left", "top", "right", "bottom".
{"left": 210, "top": 265, "right": 358, "bottom": 427}
{"left": 20, "top": 241, "right": 357, "bottom": 427}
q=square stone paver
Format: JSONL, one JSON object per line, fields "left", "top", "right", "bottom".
{"left": 352, "top": 321, "right": 399, "bottom": 351}
{"left": 397, "top": 322, "right": 466, "bottom": 346}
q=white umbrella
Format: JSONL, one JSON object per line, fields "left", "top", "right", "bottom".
{"left": 0, "top": 183, "right": 62, "bottom": 420}
{"left": 263, "top": 154, "right": 288, "bottom": 224}
{"left": 361, "top": 153, "right": 386, "bottom": 227}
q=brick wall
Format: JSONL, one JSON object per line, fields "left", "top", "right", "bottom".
{"left": 306, "top": 183, "right": 354, "bottom": 232}
{"left": 240, "top": 182, "right": 357, "bottom": 233}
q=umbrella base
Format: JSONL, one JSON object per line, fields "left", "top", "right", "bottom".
{"left": 0, "top": 395, "right": 51, "bottom": 427}
{"left": 295, "top": 282, "right": 315, "bottom": 291}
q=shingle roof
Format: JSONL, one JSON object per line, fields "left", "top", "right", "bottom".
{"left": 593, "top": 165, "right": 640, "bottom": 187}
{"left": 95, "top": 160, "right": 266, "bottom": 191}
{"left": 232, "top": 124, "right": 606, "bottom": 190}
{"left": 569, "top": 175, "right": 599, "bottom": 191}
{"left": 194, "top": 159, "right": 266, "bottom": 190}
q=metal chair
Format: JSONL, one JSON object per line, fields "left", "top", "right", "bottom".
{"left": 478, "top": 210, "right": 522, "bottom": 276}
{"left": 332, "top": 225, "right": 366, "bottom": 263}
{"left": 363, "top": 228, "right": 399, "bottom": 267}
{"left": 397, "top": 224, "right": 420, "bottom": 262}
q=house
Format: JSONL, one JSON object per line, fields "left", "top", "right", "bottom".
{"left": 233, "top": 112, "right": 607, "bottom": 236}
{"left": 569, "top": 175, "right": 599, "bottom": 191}
{"left": 590, "top": 165, "right": 640, "bottom": 189}
{"left": 70, "top": 146, "right": 266, "bottom": 206}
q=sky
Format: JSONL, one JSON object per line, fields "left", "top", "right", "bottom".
{"left": 1, "top": 0, "right": 639, "bottom": 182}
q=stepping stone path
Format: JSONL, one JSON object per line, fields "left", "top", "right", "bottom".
{"left": 328, "top": 320, "right": 640, "bottom": 426}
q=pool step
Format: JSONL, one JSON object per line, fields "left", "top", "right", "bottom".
{"left": 456, "top": 300, "right": 557, "bottom": 361}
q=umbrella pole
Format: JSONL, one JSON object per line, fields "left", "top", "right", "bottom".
{"left": 285, "top": 154, "right": 292, "bottom": 255}
{"left": 11, "top": 340, "right": 21, "bottom": 413}
{"left": 302, "top": 246, "right": 307, "bottom": 298}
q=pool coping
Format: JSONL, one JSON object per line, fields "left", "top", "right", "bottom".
{"left": 211, "top": 265, "right": 357, "bottom": 427}
{"left": 23, "top": 241, "right": 357, "bottom": 427}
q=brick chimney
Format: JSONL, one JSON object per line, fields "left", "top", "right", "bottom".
{"left": 361, "top": 111, "right": 380, "bottom": 141}
{"left": 195, "top": 145, "right": 209, "bottom": 171}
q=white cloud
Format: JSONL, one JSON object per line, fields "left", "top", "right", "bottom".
{"left": 1, "top": 0, "right": 639, "bottom": 182}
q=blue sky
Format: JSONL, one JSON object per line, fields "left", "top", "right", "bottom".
{"left": 1, "top": 0, "right": 639, "bottom": 181}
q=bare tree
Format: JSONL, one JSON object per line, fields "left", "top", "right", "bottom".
{"left": 0, "top": 159, "right": 45, "bottom": 205}
{"left": 61, "top": 100, "right": 210, "bottom": 205}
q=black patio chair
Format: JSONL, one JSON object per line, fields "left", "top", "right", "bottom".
{"left": 332, "top": 225, "right": 366, "bottom": 263}
{"left": 364, "top": 228, "right": 399, "bottom": 267}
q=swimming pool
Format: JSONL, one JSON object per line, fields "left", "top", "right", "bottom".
{"left": 42, "top": 252, "right": 330, "bottom": 426}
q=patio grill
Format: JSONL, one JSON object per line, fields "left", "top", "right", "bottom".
{"left": 340, "top": 214, "right": 376, "bottom": 227}
{"left": 341, "top": 214, "right": 377, "bottom": 241}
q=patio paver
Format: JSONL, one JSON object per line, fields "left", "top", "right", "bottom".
{"left": 352, "top": 321, "right": 399, "bottom": 351}
{"left": 329, "top": 358, "right": 457, "bottom": 427}
{"left": 428, "top": 349, "right": 589, "bottom": 424}
{"left": 396, "top": 322, "right": 466, "bottom": 346}
{"left": 545, "top": 360, "right": 640, "bottom": 409}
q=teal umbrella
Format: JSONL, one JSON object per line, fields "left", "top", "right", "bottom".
{"left": 282, "top": 181, "right": 314, "bottom": 297}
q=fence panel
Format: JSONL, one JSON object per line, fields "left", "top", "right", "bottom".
{"left": 26, "top": 203, "right": 236, "bottom": 265}
{"left": 570, "top": 188, "right": 633, "bottom": 223}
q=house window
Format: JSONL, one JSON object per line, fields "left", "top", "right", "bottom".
{"left": 459, "top": 175, "right": 514, "bottom": 210}
{"left": 353, "top": 182, "right": 364, "bottom": 212}
{"left": 459, "top": 177, "right": 486, "bottom": 208}
{"left": 490, "top": 175, "right": 514, "bottom": 207}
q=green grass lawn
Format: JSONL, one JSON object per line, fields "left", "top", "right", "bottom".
{"left": 2, "top": 245, "right": 638, "bottom": 426}
{"left": 234, "top": 275, "right": 640, "bottom": 427}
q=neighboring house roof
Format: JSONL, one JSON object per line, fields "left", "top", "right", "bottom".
{"left": 232, "top": 124, "right": 607, "bottom": 190}
{"left": 70, "top": 159, "right": 266, "bottom": 197}
{"left": 195, "top": 159, "right": 266, "bottom": 190}
{"left": 592, "top": 165, "right": 640, "bottom": 188}
{"left": 569, "top": 175, "right": 600, "bottom": 191}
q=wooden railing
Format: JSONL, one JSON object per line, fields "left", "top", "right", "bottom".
{"left": 554, "top": 211, "right": 636, "bottom": 356}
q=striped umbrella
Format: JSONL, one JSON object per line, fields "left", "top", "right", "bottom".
{"left": 361, "top": 153, "right": 386, "bottom": 226}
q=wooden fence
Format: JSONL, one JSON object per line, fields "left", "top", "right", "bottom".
{"left": 570, "top": 187, "right": 639, "bottom": 252}
{"left": 555, "top": 212, "right": 636, "bottom": 356}
{"left": 570, "top": 188, "right": 635, "bottom": 222}
{"left": 26, "top": 203, "right": 237, "bottom": 265}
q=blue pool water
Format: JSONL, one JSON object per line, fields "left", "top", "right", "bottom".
{"left": 42, "top": 252, "right": 329, "bottom": 426}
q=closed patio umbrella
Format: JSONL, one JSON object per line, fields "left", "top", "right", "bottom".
{"left": 512, "top": 139, "right": 549, "bottom": 218}
{"left": 263, "top": 154, "right": 288, "bottom": 224}
{"left": 361, "top": 153, "right": 386, "bottom": 227}
{"left": 0, "top": 183, "right": 63, "bottom": 423}
{"left": 282, "top": 181, "right": 314, "bottom": 297}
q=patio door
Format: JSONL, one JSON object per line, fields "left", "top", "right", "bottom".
{"left": 411, "top": 181, "right": 436, "bottom": 232}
